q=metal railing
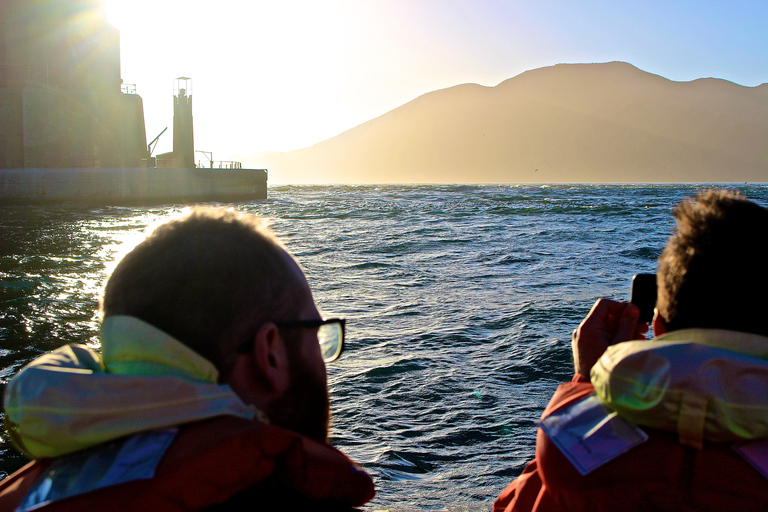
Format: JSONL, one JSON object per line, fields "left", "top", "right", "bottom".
{"left": 196, "top": 160, "right": 243, "bottom": 169}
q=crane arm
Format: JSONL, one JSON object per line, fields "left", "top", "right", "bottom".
{"left": 147, "top": 127, "right": 168, "bottom": 156}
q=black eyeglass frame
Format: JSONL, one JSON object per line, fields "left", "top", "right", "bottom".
{"left": 235, "top": 318, "right": 346, "bottom": 362}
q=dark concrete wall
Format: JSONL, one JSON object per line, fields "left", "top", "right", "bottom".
{"left": 0, "top": 90, "right": 24, "bottom": 168}
{"left": 0, "top": 0, "right": 145, "bottom": 170}
{"left": 0, "top": 88, "right": 149, "bottom": 169}
{"left": 1, "top": 0, "right": 120, "bottom": 91}
{"left": 22, "top": 89, "right": 94, "bottom": 167}
{"left": 120, "top": 94, "right": 149, "bottom": 167}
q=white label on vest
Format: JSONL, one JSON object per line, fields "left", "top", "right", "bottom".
{"left": 536, "top": 394, "right": 648, "bottom": 476}
{"left": 17, "top": 429, "right": 177, "bottom": 512}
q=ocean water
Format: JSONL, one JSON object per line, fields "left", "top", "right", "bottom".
{"left": 1, "top": 184, "right": 767, "bottom": 510}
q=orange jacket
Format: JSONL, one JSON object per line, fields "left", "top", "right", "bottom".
{"left": 494, "top": 375, "right": 768, "bottom": 512}
{"left": 0, "top": 416, "right": 375, "bottom": 511}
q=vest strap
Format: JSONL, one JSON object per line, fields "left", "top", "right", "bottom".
{"left": 678, "top": 393, "right": 708, "bottom": 450}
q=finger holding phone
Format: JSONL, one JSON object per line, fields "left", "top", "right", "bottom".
{"left": 572, "top": 275, "right": 654, "bottom": 377}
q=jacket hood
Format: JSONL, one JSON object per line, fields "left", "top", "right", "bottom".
{"left": 4, "top": 316, "right": 261, "bottom": 459}
{"left": 591, "top": 329, "right": 768, "bottom": 448}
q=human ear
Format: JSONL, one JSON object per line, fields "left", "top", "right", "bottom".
{"left": 251, "top": 322, "right": 291, "bottom": 394}
{"left": 652, "top": 309, "right": 667, "bottom": 337}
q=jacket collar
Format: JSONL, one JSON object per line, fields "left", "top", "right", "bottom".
{"left": 101, "top": 316, "right": 219, "bottom": 382}
{"left": 655, "top": 328, "right": 768, "bottom": 360}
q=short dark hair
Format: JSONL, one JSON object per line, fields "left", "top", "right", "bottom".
{"left": 101, "top": 208, "right": 302, "bottom": 372}
{"left": 657, "top": 189, "right": 768, "bottom": 336}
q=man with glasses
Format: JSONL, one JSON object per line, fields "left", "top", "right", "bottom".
{"left": 0, "top": 208, "right": 374, "bottom": 511}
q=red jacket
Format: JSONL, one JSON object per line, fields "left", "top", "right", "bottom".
{"left": 494, "top": 375, "right": 768, "bottom": 512}
{"left": 0, "top": 416, "right": 375, "bottom": 511}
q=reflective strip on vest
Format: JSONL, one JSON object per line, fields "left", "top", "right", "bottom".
{"left": 17, "top": 429, "right": 177, "bottom": 512}
{"left": 536, "top": 394, "right": 648, "bottom": 475}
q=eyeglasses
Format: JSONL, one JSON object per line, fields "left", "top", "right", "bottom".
{"left": 277, "top": 318, "right": 345, "bottom": 362}
{"left": 236, "top": 318, "right": 346, "bottom": 363}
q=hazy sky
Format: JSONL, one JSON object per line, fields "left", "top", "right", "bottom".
{"left": 104, "top": 0, "right": 768, "bottom": 163}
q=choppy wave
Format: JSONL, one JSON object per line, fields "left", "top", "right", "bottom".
{"left": 1, "top": 184, "right": 767, "bottom": 509}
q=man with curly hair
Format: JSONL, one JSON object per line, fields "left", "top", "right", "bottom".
{"left": 496, "top": 190, "right": 768, "bottom": 512}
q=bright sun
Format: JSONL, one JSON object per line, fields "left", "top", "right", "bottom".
{"left": 102, "top": 0, "right": 359, "bottom": 155}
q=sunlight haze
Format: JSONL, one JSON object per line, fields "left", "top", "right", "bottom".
{"left": 104, "top": 0, "right": 768, "bottom": 175}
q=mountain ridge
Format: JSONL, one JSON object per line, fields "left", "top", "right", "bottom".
{"left": 246, "top": 62, "right": 768, "bottom": 184}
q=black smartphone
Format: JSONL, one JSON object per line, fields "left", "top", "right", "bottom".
{"left": 630, "top": 274, "right": 657, "bottom": 324}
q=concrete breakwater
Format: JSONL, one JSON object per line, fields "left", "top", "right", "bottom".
{"left": 0, "top": 168, "right": 267, "bottom": 205}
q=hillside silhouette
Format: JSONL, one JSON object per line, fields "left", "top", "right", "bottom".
{"left": 246, "top": 62, "right": 768, "bottom": 184}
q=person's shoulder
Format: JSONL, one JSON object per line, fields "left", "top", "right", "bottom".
{"left": 0, "top": 418, "right": 374, "bottom": 511}
{"left": 537, "top": 408, "right": 768, "bottom": 512}
{"left": 541, "top": 375, "right": 594, "bottom": 417}
{"left": 166, "top": 417, "right": 375, "bottom": 509}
